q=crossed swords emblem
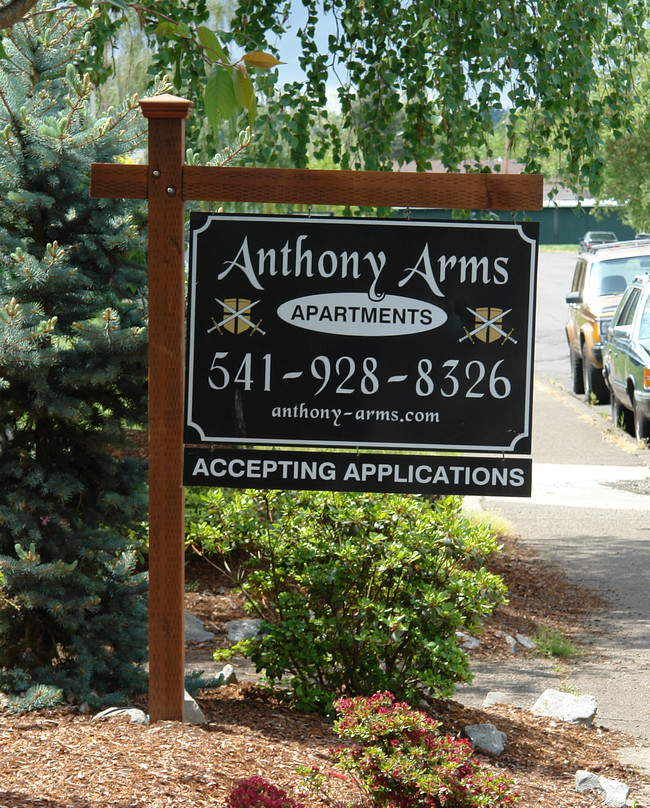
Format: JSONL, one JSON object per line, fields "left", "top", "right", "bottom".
{"left": 208, "top": 297, "right": 265, "bottom": 336}
{"left": 460, "top": 307, "right": 517, "bottom": 345}
{"left": 206, "top": 298, "right": 514, "bottom": 344}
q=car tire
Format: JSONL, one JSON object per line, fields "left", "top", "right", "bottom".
{"left": 610, "top": 390, "right": 631, "bottom": 432}
{"left": 570, "top": 348, "right": 585, "bottom": 395}
{"left": 632, "top": 393, "right": 650, "bottom": 441}
{"left": 582, "top": 344, "right": 609, "bottom": 403}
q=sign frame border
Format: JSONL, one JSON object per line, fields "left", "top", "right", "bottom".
{"left": 185, "top": 213, "right": 538, "bottom": 454}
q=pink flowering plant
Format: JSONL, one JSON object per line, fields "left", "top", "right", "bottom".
{"left": 226, "top": 776, "right": 304, "bottom": 808}
{"left": 300, "top": 692, "right": 519, "bottom": 808}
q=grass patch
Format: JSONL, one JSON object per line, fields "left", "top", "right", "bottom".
{"left": 539, "top": 244, "right": 577, "bottom": 253}
{"left": 533, "top": 626, "right": 579, "bottom": 658}
{"left": 462, "top": 506, "right": 515, "bottom": 538}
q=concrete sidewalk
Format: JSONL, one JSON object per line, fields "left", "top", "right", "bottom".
{"left": 458, "top": 377, "right": 650, "bottom": 775}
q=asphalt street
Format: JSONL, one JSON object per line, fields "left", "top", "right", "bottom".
{"left": 458, "top": 249, "right": 650, "bottom": 776}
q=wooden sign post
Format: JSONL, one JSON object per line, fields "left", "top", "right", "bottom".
{"left": 91, "top": 93, "right": 543, "bottom": 722}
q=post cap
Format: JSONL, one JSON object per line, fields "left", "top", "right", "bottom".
{"left": 140, "top": 94, "right": 193, "bottom": 119}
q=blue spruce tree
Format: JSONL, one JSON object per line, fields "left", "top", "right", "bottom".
{"left": 0, "top": 3, "right": 153, "bottom": 704}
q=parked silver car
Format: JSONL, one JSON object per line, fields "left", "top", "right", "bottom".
{"left": 603, "top": 273, "right": 650, "bottom": 440}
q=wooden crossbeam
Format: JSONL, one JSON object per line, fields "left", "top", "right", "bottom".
{"left": 91, "top": 162, "right": 543, "bottom": 210}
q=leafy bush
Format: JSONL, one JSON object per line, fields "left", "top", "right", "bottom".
{"left": 188, "top": 489, "right": 507, "bottom": 713}
{"left": 226, "top": 776, "right": 304, "bottom": 808}
{"left": 300, "top": 692, "right": 519, "bottom": 807}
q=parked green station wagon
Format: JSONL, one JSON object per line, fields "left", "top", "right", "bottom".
{"left": 603, "top": 273, "right": 650, "bottom": 440}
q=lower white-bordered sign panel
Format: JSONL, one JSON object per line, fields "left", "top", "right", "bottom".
{"left": 183, "top": 448, "right": 532, "bottom": 497}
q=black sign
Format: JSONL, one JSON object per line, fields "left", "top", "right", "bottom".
{"left": 185, "top": 214, "right": 538, "bottom": 453}
{"left": 184, "top": 448, "right": 532, "bottom": 497}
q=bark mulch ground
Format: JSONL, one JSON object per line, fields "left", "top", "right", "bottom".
{"left": 1, "top": 535, "right": 648, "bottom": 808}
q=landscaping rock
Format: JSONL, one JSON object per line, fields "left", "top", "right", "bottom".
{"left": 532, "top": 689, "right": 597, "bottom": 726}
{"left": 575, "top": 769, "right": 602, "bottom": 794}
{"left": 483, "top": 690, "right": 511, "bottom": 708}
{"left": 599, "top": 776, "right": 631, "bottom": 807}
{"left": 93, "top": 707, "right": 149, "bottom": 725}
{"left": 515, "top": 633, "right": 537, "bottom": 650}
{"left": 185, "top": 612, "right": 214, "bottom": 643}
{"left": 504, "top": 634, "right": 518, "bottom": 653}
{"left": 219, "top": 663, "right": 238, "bottom": 685}
{"left": 183, "top": 690, "right": 206, "bottom": 725}
{"left": 226, "top": 618, "right": 263, "bottom": 642}
{"left": 456, "top": 631, "right": 481, "bottom": 650}
{"left": 462, "top": 723, "right": 507, "bottom": 756}
{"left": 574, "top": 770, "right": 630, "bottom": 807}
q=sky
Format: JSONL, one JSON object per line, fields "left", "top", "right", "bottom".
{"left": 267, "top": 2, "right": 338, "bottom": 91}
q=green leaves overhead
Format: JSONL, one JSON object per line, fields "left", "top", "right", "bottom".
{"left": 233, "top": 66, "right": 256, "bottom": 125}
{"left": 197, "top": 25, "right": 228, "bottom": 63}
{"left": 55, "top": 2, "right": 281, "bottom": 152}
{"left": 242, "top": 51, "right": 283, "bottom": 70}
{"left": 197, "top": 36, "right": 276, "bottom": 128}
{"left": 229, "top": 0, "right": 649, "bottom": 189}
{"left": 152, "top": 20, "right": 192, "bottom": 40}
{"left": 144, "top": 17, "right": 280, "bottom": 132}
{"left": 3, "top": 0, "right": 645, "bottom": 190}
{"left": 205, "top": 65, "right": 235, "bottom": 132}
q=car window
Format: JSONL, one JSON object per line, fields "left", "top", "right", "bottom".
{"left": 620, "top": 288, "right": 642, "bottom": 326}
{"left": 613, "top": 289, "right": 633, "bottom": 327}
{"left": 571, "top": 261, "right": 585, "bottom": 293}
{"left": 639, "top": 296, "right": 650, "bottom": 341}
{"left": 588, "top": 257, "right": 650, "bottom": 297}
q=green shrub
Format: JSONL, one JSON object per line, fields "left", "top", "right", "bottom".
{"left": 188, "top": 489, "right": 507, "bottom": 713}
{"left": 300, "top": 691, "right": 520, "bottom": 807}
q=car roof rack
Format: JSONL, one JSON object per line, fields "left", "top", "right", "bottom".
{"left": 585, "top": 238, "right": 650, "bottom": 253}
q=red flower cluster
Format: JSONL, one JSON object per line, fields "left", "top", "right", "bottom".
{"left": 226, "top": 776, "right": 304, "bottom": 808}
{"left": 327, "top": 692, "right": 519, "bottom": 808}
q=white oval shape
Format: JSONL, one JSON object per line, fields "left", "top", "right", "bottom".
{"left": 277, "top": 293, "right": 447, "bottom": 337}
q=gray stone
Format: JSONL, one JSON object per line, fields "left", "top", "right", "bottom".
{"left": 532, "top": 689, "right": 598, "bottom": 726}
{"left": 183, "top": 690, "right": 206, "bottom": 725}
{"left": 219, "top": 663, "right": 238, "bottom": 685}
{"left": 483, "top": 691, "right": 511, "bottom": 708}
{"left": 226, "top": 618, "right": 263, "bottom": 642}
{"left": 599, "top": 776, "right": 631, "bottom": 807}
{"left": 504, "top": 634, "right": 518, "bottom": 653}
{"left": 462, "top": 723, "right": 507, "bottom": 756}
{"left": 185, "top": 612, "right": 214, "bottom": 643}
{"left": 456, "top": 631, "right": 481, "bottom": 650}
{"left": 93, "top": 707, "right": 149, "bottom": 725}
{"left": 575, "top": 769, "right": 602, "bottom": 794}
{"left": 515, "top": 633, "right": 537, "bottom": 650}
{"left": 574, "top": 771, "right": 630, "bottom": 807}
